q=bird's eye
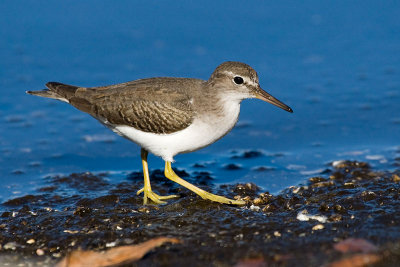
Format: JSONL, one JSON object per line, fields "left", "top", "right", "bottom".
{"left": 233, "top": 76, "right": 244, "bottom": 85}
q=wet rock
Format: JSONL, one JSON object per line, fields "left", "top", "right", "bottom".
{"left": 28, "top": 161, "right": 42, "bottom": 167}
{"left": 318, "top": 203, "right": 330, "bottom": 212}
{"left": 3, "top": 195, "right": 42, "bottom": 206}
{"left": 192, "top": 171, "right": 213, "bottom": 186}
{"left": 11, "top": 169, "right": 25, "bottom": 175}
{"left": 0, "top": 160, "right": 399, "bottom": 266}
{"left": 38, "top": 186, "right": 58, "bottom": 192}
{"left": 360, "top": 191, "right": 377, "bottom": 201}
{"left": 76, "top": 195, "right": 120, "bottom": 207}
{"left": 172, "top": 168, "right": 190, "bottom": 178}
{"left": 309, "top": 177, "right": 327, "bottom": 183}
{"left": 311, "top": 181, "right": 335, "bottom": 188}
{"left": 192, "top": 163, "right": 205, "bottom": 168}
{"left": 5, "top": 115, "right": 24, "bottom": 123}
{"left": 328, "top": 214, "right": 342, "bottom": 222}
{"left": 333, "top": 160, "right": 370, "bottom": 169}
{"left": 223, "top": 163, "right": 242, "bottom": 170}
{"left": 52, "top": 172, "right": 109, "bottom": 191}
{"left": 233, "top": 183, "right": 260, "bottom": 196}
{"left": 1, "top": 211, "right": 11, "bottom": 218}
{"left": 231, "top": 150, "right": 264, "bottom": 159}
{"left": 262, "top": 203, "right": 278, "bottom": 212}
{"left": 334, "top": 205, "right": 345, "bottom": 213}
{"left": 252, "top": 166, "right": 275, "bottom": 172}
{"left": 73, "top": 207, "right": 92, "bottom": 217}
{"left": 343, "top": 182, "right": 356, "bottom": 188}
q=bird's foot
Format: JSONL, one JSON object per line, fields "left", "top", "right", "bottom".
{"left": 136, "top": 187, "right": 178, "bottom": 205}
{"left": 164, "top": 161, "right": 245, "bottom": 206}
{"left": 199, "top": 191, "right": 246, "bottom": 205}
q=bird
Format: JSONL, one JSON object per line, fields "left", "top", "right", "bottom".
{"left": 27, "top": 61, "right": 293, "bottom": 205}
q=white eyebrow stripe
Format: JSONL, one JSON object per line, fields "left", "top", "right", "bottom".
{"left": 222, "top": 71, "right": 259, "bottom": 87}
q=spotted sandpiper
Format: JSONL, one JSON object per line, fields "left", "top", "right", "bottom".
{"left": 27, "top": 61, "right": 292, "bottom": 205}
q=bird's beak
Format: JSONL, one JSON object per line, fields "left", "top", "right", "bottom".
{"left": 254, "top": 87, "right": 293, "bottom": 113}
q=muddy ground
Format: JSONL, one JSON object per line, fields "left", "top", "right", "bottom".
{"left": 0, "top": 160, "right": 400, "bottom": 266}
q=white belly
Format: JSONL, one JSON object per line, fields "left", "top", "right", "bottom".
{"left": 109, "top": 100, "right": 241, "bottom": 162}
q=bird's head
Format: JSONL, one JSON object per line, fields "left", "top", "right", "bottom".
{"left": 209, "top": 61, "right": 293, "bottom": 113}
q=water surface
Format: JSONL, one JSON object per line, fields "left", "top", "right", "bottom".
{"left": 0, "top": 0, "right": 399, "bottom": 201}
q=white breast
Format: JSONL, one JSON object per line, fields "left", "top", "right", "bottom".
{"left": 109, "top": 98, "right": 241, "bottom": 162}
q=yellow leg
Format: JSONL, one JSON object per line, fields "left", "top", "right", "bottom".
{"left": 137, "top": 149, "right": 178, "bottom": 204}
{"left": 164, "top": 161, "right": 245, "bottom": 205}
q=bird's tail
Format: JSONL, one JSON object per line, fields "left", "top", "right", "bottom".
{"left": 26, "top": 82, "right": 79, "bottom": 103}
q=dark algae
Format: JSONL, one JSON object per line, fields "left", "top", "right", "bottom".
{"left": 1, "top": 161, "right": 400, "bottom": 266}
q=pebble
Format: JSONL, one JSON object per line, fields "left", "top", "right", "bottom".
{"left": 3, "top": 242, "right": 17, "bottom": 250}
{"left": 292, "top": 187, "right": 300, "bottom": 194}
{"left": 250, "top": 205, "right": 260, "bottom": 211}
{"left": 106, "top": 241, "right": 117, "bottom": 248}
{"left": 253, "top": 198, "right": 263, "bottom": 205}
{"left": 36, "top": 249, "right": 45, "bottom": 256}
{"left": 332, "top": 160, "right": 346, "bottom": 168}
{"left": 138, "top": 207, "right": 150, "bottom": 213}
{"left": 26, "top": 239, "right": 35, "bottom": 244}
{"left": 311, "top": 181, "right": 335, "bottom": 188}
{"left": 63, "top": 230, "right": 79, "bottom": 234}
{"left": 361, "top": 191, "right": 377, "bottom": 201}
{"left": 329, "top": 214, "right": 343, "bottom": 222}
{"left": 343, "top": 182, "right": 356, "bottom": 188}
{"left": 393, "top": 174, "right": 400, "bottom": 182}
{"left": 297, "top": 210, "right": 328, "bottom": 223}
{"left": 234, "top": 234, "right": 244, "bottom": 240}
{"left": 262, "top": 204, "right": 277, "bottom": 212}
{"left": 309, "top": 177, "right": 326, "bottom": 183}
{"left": 312, "top": 224, "right": 325, "bottom": 231}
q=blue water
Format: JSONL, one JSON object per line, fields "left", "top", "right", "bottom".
{"left": 1, "top": 1, "right": 400, "bottom": 201}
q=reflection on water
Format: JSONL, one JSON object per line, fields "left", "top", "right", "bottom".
{"left": 0, "top": 1, "right": 399, "bottom": 201}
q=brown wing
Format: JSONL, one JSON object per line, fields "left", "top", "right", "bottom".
{"left": 68, "top": 78, "right": 198, "bottom": 134}
{"left": 90, "top": 97, "right": 194, "bottom": 134}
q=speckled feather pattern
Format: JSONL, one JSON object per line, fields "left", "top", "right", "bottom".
{"left": 48, "top": 78, "right": 201, "bottom": 134}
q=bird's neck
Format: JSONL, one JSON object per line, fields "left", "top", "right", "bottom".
{"left": 195, "top": 92, "right": 241, "bottom": 127}
{"left": 196, "top": 82, "right": 243, "bottom": 121}
{"left": 217, "top": 93, "right": 242, "bottom": 117}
